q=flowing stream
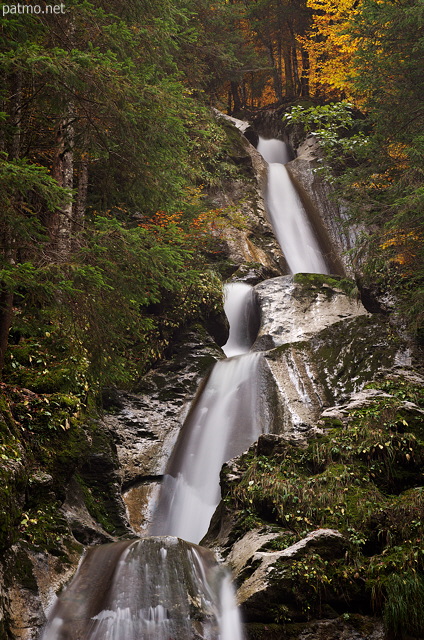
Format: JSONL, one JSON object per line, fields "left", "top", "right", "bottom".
{"left": 257, "top": 137, "right": 329, "bottom": 274}
{"left": 150, "top": 282, "right": 265, "bottom": 543}
{"left": 41, "top": 538, "right": 244, "bottom": 640}
{"left": 41, "top": 132, "right": 330, "bottom": 640}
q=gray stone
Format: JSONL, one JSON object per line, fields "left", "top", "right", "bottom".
{"left": 287, "top": 136, "right": 362, "bottom": 277}
{"left": 228, "top": 529, "right": 347, "bottom": 621}
{"left": 212, "top": 110, "right": 288, "bottom": 277}
{"left": 253, "top": 275, "right": 368, "bottom": 351}
{"left": 243, "top": 616, "right": 385, "bottom": 640}
{"left": 103, "top": 326, "right": 225, "bottom": 533}
{"left": 319, "top": 387, "right": 424, "bottom": 425}
{"left": 62, "top": 477, "right": 117, "bottom": 545}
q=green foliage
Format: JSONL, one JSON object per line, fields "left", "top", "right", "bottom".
{"left": 3, "top": 212, "right": 225, "bottom": 390}
{"left": 224, "top": 376, "right": 424, "bottom": 630}
{"left": 0, "top": 0, "right": 236, "bottom": 394}
{"left": 383, "top": 572, "right": 424, "bottom": 640}
{"left": 18, "top": 502, "right": 70, "bottom": 555}
{"left": 284, "top": 102, "right": 355, "bottom": 132}
{"left": 283, "top": 102, "right": 369, "bottom": 180}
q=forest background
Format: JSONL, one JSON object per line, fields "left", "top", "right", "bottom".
{"left": 0, "top": 0, "right": 422, "bottom": 461}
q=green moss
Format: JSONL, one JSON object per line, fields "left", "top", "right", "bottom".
{"left": 293, "top": 273, "right": 357, "bottom": 298}
{"left": 313, "top": 315, "right": 399, "bottom": 403}
{"left": 18, "top": 503, "right": 71, "bottom": 557}
{"left": 224, "top": 381, "right": 424, "bottom": 632}
{"left": 0, "top": 379, "right": 127, "bottom": 559}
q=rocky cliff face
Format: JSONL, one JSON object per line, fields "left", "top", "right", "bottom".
{"left": 202, "top": 274, "right": 423, "bottom": 639}
{"left": 286, "top": 136, "right": 360, "bottom": 278}
{"left": 199, "top": 115, "right": 424, "bottom": 640}
{"left": 1, "top": 111, "right": 423, "bottom": 640}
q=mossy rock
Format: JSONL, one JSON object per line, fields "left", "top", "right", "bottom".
{"left": 76, "top": 426, "right": 130, "bottom": 537}
{"left": 221, "top": 375, "right": 424, "bottom": 634}
{"left": 311, "top": 315, "right": 399, "bottom": 403}
{"left": 293, "top": 273, "right": 358, "bottom": 299}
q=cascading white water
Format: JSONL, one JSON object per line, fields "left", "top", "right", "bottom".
{"left": 257, "top": 137, "right": 291, "bottom": 164}
{"left": 41, "top": 284, "right": 256, "bottom": 640}
{"left": 257, "top": 136, "right": 329, "bottom": 275}
{"left": 150, "top": 352, "right": 266, "bottom": 544}
{"left": 150, "top": 283, "right": 265, "bottom": 544}
{"left": 41, "top": 537, "right": 244, "bottom": 640}
{"left": 222, "top": 282, "right": 258, "bottom": 357}
{"left": 40, "top": 127, "right": 333, "bottom": 640}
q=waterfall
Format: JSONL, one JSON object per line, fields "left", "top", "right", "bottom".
{"left": 150, "top": 352, "right": 266, "bottom": 543}
{"left": 150, "top": 283, "right": 265, "bottom": 544}
{"left": 40, "top": 125, "right": 331, "bottom": 640}
{"left": 257, "top": 136, "right": 329, "bottom": 275}
{"left": 257, "top": 137, "right": 291, "bottom": 164}
{"left": 41, "top": 537, "right": 244, "bottom": 640}
{"left": 222, "top": 282, "right": 259, "bottom": 357}
{"left": 41, "top": 283, "right": 261, "bottom": 640}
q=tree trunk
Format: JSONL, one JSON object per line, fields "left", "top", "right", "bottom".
{"left": 301, "top": 48, "right": 310, "bottom": 97}
{"left": 292, "top": 46, "right": 301, "bottom": 96}
{"left": 282, "top": 41, "right": 295, "bottom": 98}
{"left": 267, "top": 43, "right": 283, "bottom": 103}
{"left": 0, "top": 288, "right": 14, "bottom": 376}
{"left": 230, "top": 81, "right": 242, "bottom": 113}
{"left": 11, "top": 71, "right": 22, "bottom": 160}
{"left": 52, "top": 103, "right": 75, "bottom": 258}
{"left": 73, "top": 155, "right": 88, "bottom": 242}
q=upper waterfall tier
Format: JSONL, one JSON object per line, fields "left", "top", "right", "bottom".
{"left": 257, "top": 136, "right": 330, "bottom": 275}
{"left": 257, "top": 137, "right": 291, "bottom": 164}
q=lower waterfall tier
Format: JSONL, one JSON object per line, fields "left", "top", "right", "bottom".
{"left": 41, "top": 537, "right": 244, "bottom": 640}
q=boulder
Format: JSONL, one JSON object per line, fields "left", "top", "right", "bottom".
{"left": 252, "top": 275, "right": 368, "bottom": 351}
{"left": 227, "top": 529, "right": 347, "bottom": 622}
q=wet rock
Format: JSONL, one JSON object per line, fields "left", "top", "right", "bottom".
{"left": 246, "top": 275, "right": 411, "bottom": 437}
{"left": 104, "top": 326, "right": 225, "bottom": 533}
{"left": 62, "top": 477, "right": 118, "bottom": 545}
{"left": 225, "top": 528, "right": 283, "bottom": 576}
{"left": 212, "top": 110, "right": 288, "bottom": 277}
{"left": 229, "top": 263, "right": 280, "bottom": 286}
{"left": 287, "top": 135, "right": 361, "bottom": 277}
{"left": 229, "top": 529, "right": 347, "bottom": 622}
{"left": 319, "top": 389, "right": 395, "bottom": 423}
{"left": 255, "top": 433, "right": 291, "bottom": 457}
{"left": 253, "top": 275, "right": 368, "bottom": 351}
{"left": 101, "top": 387, "right": 125, "bottom": 411}
{"left": 3, "top": 542, "right": 82, "bottom": 640}
{"left": 245, "top": 615, "right": 385, "bottom": 640}
{"left": 0, "top": 566, "right": 9, "bottom": 639}
{"left": 107, "top": 326, "right": 223, "bottom": 483}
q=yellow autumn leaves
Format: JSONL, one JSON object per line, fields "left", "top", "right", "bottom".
{"left": 300, "top": 0, "right": 360, "bottom": 98}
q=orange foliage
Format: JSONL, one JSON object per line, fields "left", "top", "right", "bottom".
{"left": 380, "top": 230, "right": 422, "bottom": 271}
{"left": 299, "top": 0, "right": 359, "bottom": 99}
